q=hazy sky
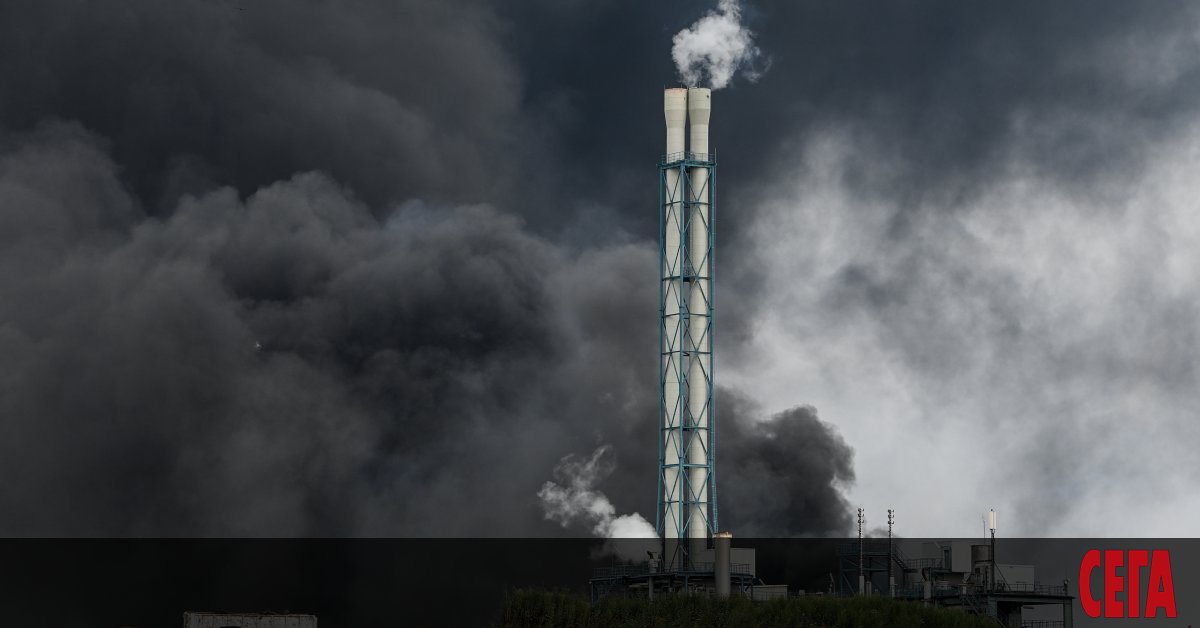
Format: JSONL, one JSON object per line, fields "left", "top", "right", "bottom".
{"left": 2, "top": 0, "right": 1198, "bottom": 537}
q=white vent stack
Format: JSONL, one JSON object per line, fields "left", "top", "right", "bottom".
{"left": 685, "top": 86, "right": 712, "bottom": 553}
{"left": 662, "top": 87, "right": 689, "bottom": 558}
{"left": 659, "top": 86, "right": 716, "bottom": 569}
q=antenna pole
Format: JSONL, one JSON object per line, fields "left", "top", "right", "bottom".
{"left": 988, "top": 509, "right": 997, "bottom": 592}
{"left": 857, "top": 507, "right": 865, "bottom": 596}
{"left": 887, "top": 508, "right": 895, "bottom": 598}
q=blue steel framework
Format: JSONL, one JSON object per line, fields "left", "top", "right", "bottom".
{"left": 656, "top": 150, "right": 716, "bottom": 568}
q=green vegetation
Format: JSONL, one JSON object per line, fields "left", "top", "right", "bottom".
{"left": 499, "top": 589, "right": 996, "bottom": 628}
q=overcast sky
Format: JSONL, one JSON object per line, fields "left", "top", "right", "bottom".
{"left": 2, "top": 0, "right": 1199, "bottom": 537}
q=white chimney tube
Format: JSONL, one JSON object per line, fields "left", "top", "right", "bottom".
{"left": 686, "top": 87, "right": 712, "bottom": 552}
{"left": 662, "top": 87, "right": 688, "bottom": 560}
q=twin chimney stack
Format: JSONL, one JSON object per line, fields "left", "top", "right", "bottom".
{"left": 657, "top": 87, "right": 716, "bottom": 570}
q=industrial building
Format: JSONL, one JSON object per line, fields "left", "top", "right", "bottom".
{"left": 838, "top": 537, "right": 1074, "bottom": 627}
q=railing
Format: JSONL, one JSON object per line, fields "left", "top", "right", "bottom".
{"left": 994, "top": 582, "right": 1068, "bottom": 596}
{"left": 690, "top": 562, "right": 753, "bottom": 575}
{"left": 892, "top": 583, "right": 962, "bottom": 599}
{"left": 661, "top": 151, "right": 714, "bottom": 164}
{"left": 961, "top": 591, "right": 1005, "bottom": 627}
{"left": 591, "top": 562, "right": 752, "bottom": 579}
{"left": 903, "top": 557, "right": 945, "bottom": 570}
{"left": 891, "top": 581, "right": 1067, "bottom": 601}
{"left": 592, "top": 563, "right": 652, "bottom": 578}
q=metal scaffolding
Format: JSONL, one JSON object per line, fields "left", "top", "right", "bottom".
{"left": 657, "top": 150, "right": 716, "bottom": 570}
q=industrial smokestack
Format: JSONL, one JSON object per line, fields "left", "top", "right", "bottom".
{"left": 665, "top": 89, "right": 688, "bottom": 158}
{"left": 687, "top": 87, "right": 711, "bottom": 160}
{"left": 661, "top": 87, "right": 688, "bottom": 564}
{"left": 658, "top": 87, "right": 717, "bottom": 570}
{"left": 685, "top": 86, "right": 712, "bottom": 557}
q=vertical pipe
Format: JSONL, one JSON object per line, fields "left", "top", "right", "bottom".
{"left": 990, "top": 528, "right": 996, "bottom": 591}
{"left": 715, "top": 531, "right": 732, "bottom": 598}
{"left": 662, "top": 88, "right": 688, "bottom": 569}
{"left": 707, "top": 162, "right": 718, "bottom": 536}
{"left": 686, "top": 87, "right": 712, "bottom": 555}
{"left": 989, "top": 509, "right": 997, "bottom": 592}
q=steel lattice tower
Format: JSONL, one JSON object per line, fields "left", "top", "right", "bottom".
{"left": 656, "top": 87, "right": 716, "bottom": 570}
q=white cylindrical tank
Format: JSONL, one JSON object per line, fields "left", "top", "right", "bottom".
{"left": 662, "top": 87, "right": 688, "bottom": 555}
{"left": 686, "top": 87, "right": 712, "bottom": 548}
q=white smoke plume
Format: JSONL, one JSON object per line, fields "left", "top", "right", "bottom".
{"left": 537, "top": 445, "right": 656, "bottom": 538}
{"left": 672, "top": 0, "right": 766, "bottom": 89}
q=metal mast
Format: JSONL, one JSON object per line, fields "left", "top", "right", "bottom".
{"left": 857, "top": 507, "right": 865, "bottom": 595}
{"left": 657, "top": 87, "right": 716, "bottom": 570}
{"left": 888, "top": 509, "right": 895, "bottom": 597}
{"left": 989, "top": 509, "right": 997, "bottom": 591}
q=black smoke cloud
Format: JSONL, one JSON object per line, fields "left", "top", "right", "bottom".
{"left": 0, "top": 119, "right": 853, "bottom": 536}
{"left": 0, "top": 0, "right": 525, "bottom": 212}
{"left": 719, "top": 402, "right": 855, "bottom": 537}
{"left": 0, "top": 121, "right": 563, "bottom": 535}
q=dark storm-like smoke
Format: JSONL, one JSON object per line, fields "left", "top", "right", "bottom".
{"left": 720, "top": 402, "right": 855, "bottom": 536}
{"left": 0, "top": 122, "right": 568, "bottom": 535}
{"left": 0, "top": 119, "right": 854, "bottom": 536}
{"left": 0, "top": 0, "right": 867, "bottom": 538}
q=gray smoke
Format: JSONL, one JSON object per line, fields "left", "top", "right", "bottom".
{"left": 0, "top": 119, "right": 855, "bottom": 536}
{"left": 0, "top": 121, "right": 564, "bottom": 535}
{"left": 537, "top": 400, "right": 856, "bottom": 539}
{"left": 719, "top": 402, "right": 855, "bottom": 536}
